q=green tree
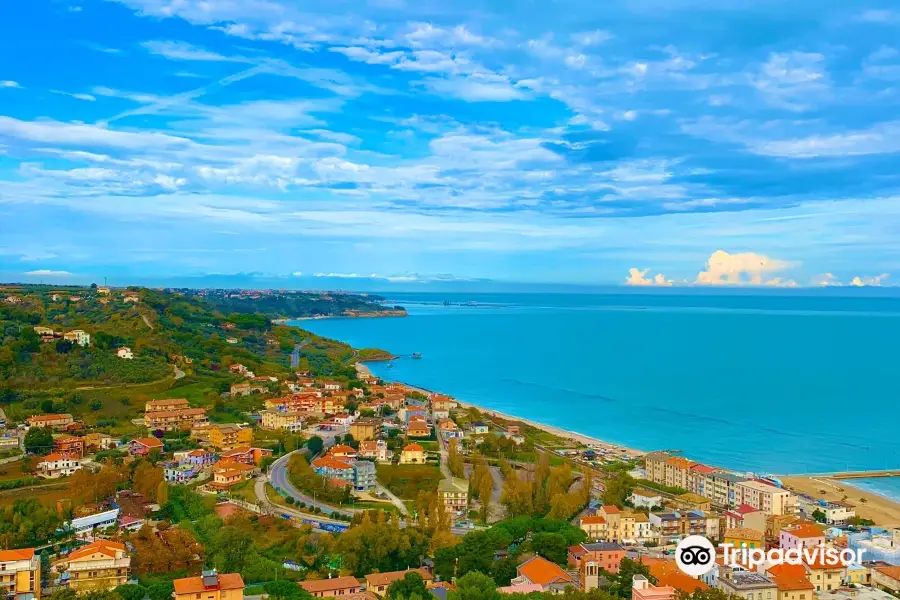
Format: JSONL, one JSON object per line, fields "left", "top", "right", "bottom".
{"left": 115, "top": 585, "right": 148, "bottom": 600}
{"left": 24, "top": 427, "right": 53, "bottom": 455}
{"left": 490, "top": 557, "right": 519, "bottom": 587}
{"left": 605, "top": 558, "right": 653, "bottom": 599}
{"left": 601, "top": 473, "right": 634, "bottom": 508}
{"left": 456, "top": 571, "right": 501, "bottom": 600}
{"left": 531, "top": 532, "right": 569, "bottom": 564}
{"left": 147, "top": 583, "right": 173, "bottom": 600}
{"left": 263, "top": 581, "right": 313, "bottom": 600}
{"left": 386, "top": 572, "right": 427, "bottom": 600}
{"left": 811, "top": 509, "right": 826, "bottom": 523}
{"left": 307, "top": 436, "right": 324, "bottom": 455}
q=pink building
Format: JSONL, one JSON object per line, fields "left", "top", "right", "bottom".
{"left": 779, "top": 523, "right": 826, "bottom": 551}
{"left": 632, "top": 575, "right": 676, "bottom": 600}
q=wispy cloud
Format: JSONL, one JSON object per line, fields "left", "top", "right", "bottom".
{"left": 1, "top": 80, "right": 21, "bottom": 89}
{"left": 24, "top": 269, "right": 73, "bottom": 277}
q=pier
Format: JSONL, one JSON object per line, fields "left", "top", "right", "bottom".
{"left": 781, "top": 469, "right": 900, "bottom": 480}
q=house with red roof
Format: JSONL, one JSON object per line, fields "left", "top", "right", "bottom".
{"left": 513, "top": 556, "right": 575, "bottom": 592}
{"left": 37, "top": 453, "right": 82, "bottom": 478}
{"left": 56, "top": 540, "right": 131, "bottom": 592}
{"left": 129, "top": 437, "right": 164, "bottom": 457}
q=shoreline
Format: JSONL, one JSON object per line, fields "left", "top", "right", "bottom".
{"left": 355, "top": 362, "right": 645, "bottom": 460}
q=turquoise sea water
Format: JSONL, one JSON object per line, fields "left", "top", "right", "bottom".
{"left": 294, "top": 291, "right": 900, "bottom": 497}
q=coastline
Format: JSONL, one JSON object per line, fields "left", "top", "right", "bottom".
{"left": 780, "top": 475, "right": 900, "bottom": 527}
{"left": 355, "top": 362, "right": 645, "bottom": 460}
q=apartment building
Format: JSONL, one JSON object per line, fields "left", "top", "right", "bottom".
{"left": 36, "top": 453, "right": 82, "bottom": 478}
{"left": 365, "top": 570, "right": 433, "bottom": 597}
{"left": 173, "top": 571, "right": 244, "bottom": 600}
{"left": 0, "top": 548, "right": 40, "bottom": 600}
{"left": 438, "top": 477, "right": 469, "bottom": 513}
{"left": 632, "top": 575, "right": 676, "bottom": 600}
{"left": 26, "top": 413, "right": 74, "bottom": 429}
{"left": 260, "top": 409, "right": 304, "bottom": 432}
{"left": 349, "top": 418, "right": 381, "bottom": 441}
{"left": 145, "top": 408, "right": 208, "bottom": 431}
{"left": 145, "top": 398, "right": 189, "bottom": 412}
{"left": 299, "top": 576, "right": 362, "bottom": 598}
{"left": 57, "top": 540, "right": 130, "bottom": 592}
{"left": 208, "top": 424, "right": 253, "bottom": 450}
{"left": 706, "top": 472, "right": 747, "bottom": 507}
{"left": 735, "top": 480, "right": 796, "bottom": 516}
{"left": 717, "top": 568, "right": 777, "bottom": 600}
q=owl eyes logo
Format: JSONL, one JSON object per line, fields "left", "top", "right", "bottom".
{"left": 676, "top": 535, "right": 716, "bottom": 576}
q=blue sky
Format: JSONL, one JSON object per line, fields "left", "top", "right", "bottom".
{"left": 1, "top": 0, "right": 900, "bottom": 288}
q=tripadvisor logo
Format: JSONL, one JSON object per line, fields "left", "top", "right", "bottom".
{"left": 675, "top": 535, "right": 867, "bottom": 576}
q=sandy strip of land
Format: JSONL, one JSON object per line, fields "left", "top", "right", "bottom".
{"left": 356, "top": 362, "right": 645, "bottom": 460}
{"left": 780, "top": 475, "right": 900, "bottom": 528}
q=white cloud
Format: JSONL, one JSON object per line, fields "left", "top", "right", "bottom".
{"left": 625, "top": 268, "right": 672, "bottom": 286}
{"left": 571, "top": 30, "right": 613, "bottom": 46}
{"left": 850, "top": 273, "right": 890, "bottom": 287}
{"left": 423, "top": 76, "right": 526, "bottom": 102}
{"left": 405, "top": 23, "right": 495, "bottom": 48}
{"left": 291, "top": 271, "right": 303, "bottom": 277}
{"left": 752, "top": 51, "right": 829, "bottom": 110}
{"left": 814, "top": 272, "right": 841, "bottom": 286}
{"left": 24, "top": 269, "right": 72, "bottom": 277}
{"left": 1, "top": 80, "right": 21, "bottom": 89}
{"left": 750, "top": 121, "right": 900, "bottom": 158}
{"left": 696, "top": 250, "right": 792, "bottom": 285}
{"left": 51, "top": 90, "right": 97, "bottom": 101}
{"left": 142, "top": 40, "right": 252, "bottom": 63}
{"left": 859, "top": 9, "right": 900, "bottom": 23}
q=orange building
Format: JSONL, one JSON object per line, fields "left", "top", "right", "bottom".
{"left": 0, "top": 548, "right": 41, "bottom": 600}
{"left": 54, "top": 435, "right": 85, "bottom": 458}
{"left": 173, "top": 571, "right": 244, "bottom": 600}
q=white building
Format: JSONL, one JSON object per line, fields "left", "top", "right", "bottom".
{"left": 37, "top": 453, "right": 82, "bottom": 478}
{"left": 65, "top": 330, "right": 91, "bottom": 347}
{"left": 735, "top": 480, "right": 795, "bottom": 516}
{"left": 116, "top": 346, "right": 134, "bottom": 359}
{"left": 69, "top": 508, "right": 120, "bottom": 539}
{"left": 630, "top": 489, "right": 663, "bottom": 509}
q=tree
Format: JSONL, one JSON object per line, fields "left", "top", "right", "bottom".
{"left": 456, "top": 571, "right": 501, "bottom": 600}
{"left": 387, "top": 572, "right": 427, "bottom": 600}
{"left": 531, "top": 532, "right": 569, "bottom": 565}
{"left": 148, "top": 583, "right": 173, "bottom": 600}
{"left": 448, "top": 438, "right": 465, "bottom": 478}
{"left": 40, "top": 399, "right": 54, "bottom": 414}
{"left": 605, "top": 558, "right": 653, "bottom": 599}
{"left": 132, "top": 462, "right": 164, "bottom": 500}
{"left": 24, "top": 427, "right": 53, "bottom": 455}
{"left": 212, "top": 526, "right": 254, "bottom": 573}
{"left": 811, "top": 509, "right": 826, "bottom": 523}
{"left": 602, "top": 473, "right": 634, "bottom": 509}
{"left": 56, "top": 339, "right": 73, "bottom": 354}
{"left": 157, "top": 481, "right": 170, "bottom": 506}
{"left": 490, "top": 556, "right": 519, "bottom": 587}
{"left": 115, "top": 585, "right": 148, "bottom": 600}
{"left": 307, "top": 436, "right": 324, "bottom": 455}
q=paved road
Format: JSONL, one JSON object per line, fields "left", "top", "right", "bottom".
{"left": 268, "top": 450, "right": 358, "bottom": 516}
{"left": 374, "top": 481, "right": 409, "bottom": 516}
{"left": 174, "top": 364, "right": 185, "bottom": 379}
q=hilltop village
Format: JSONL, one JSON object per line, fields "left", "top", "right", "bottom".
{"left": 1, "top": 284, "right": 899, "bottom": 600}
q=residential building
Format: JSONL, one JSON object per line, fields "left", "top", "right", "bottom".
{"left": 210, "top": 461, "right": 256, "bottom": 489}
{"left": 365, "top": 570, "right": 433, "bottom": 597}
{"left": 123, "top": 294, "right": 139, "bottom": 303}
{"left": 643, "top": 452, "right": 670, "bottom": 485}
{"left": 780, "top": 523, "right": 825, "bottom": 551}
{"left": 707, "top": 472, "right": 748, "bottom": 507}
{"left": 431, "top": 395, "right": 458, "bottom": 411}
{"left": 329, "top": 445, "right": 358, "bottom": 460}
{"left": 299, "top": 576, "right": 363, "bottom": 598}
{"left": 725, "top": 505, "right": 767, "bottom": 533}
{"left": 36, "top": 453, "right": 82, "bottom": 478}
{"left": 803, "top": 555, "right": 845, "bottom": 593}
{"left": 630, "top": 490, "right": 663, "bottom": 509}
{"left": 27, "top": 413, "right": 74, "bottom": 429}
{"left": 675, "top": 493, "right": 712, "bottom": 512}
{"left": 64, "top": 330, "right": 91, "bottom": 347}
{"left": 513, "top": 556, "right": 575, "bottom": 593}
{"left": 349, "top": 418, "right": 382, "bottom": 441}
{"left": 717, "top": 567, "right": 777, "bottom": 600}
{"left": 633, "top": 513, "right": 656, "bottom": 544}
{"left": 632, "top": 575, "right": 676, "bottom": 600}
{"left": 176, "top": 449, "right": 216, "bottom": 467}
{"left": 580, "top": 515, "right": 608, "bottom": 541}
{"left": 724, "top": 527, "right": 765, "bottom": 550}
{"left": 69, "top": 509, "right": 120, "bottom": 538}
{"left": 173, "top": 571, "right": 244, "bottom": 600}
{"left": 230, "top": 383, "right": 267, "bottom": 397}
{"left": 208, "top": 424, "right": 253, "bottom": 450}
{"left": 145, "top": 408, "right": 208, "bottom": 431}
{"left": 573, "top": 542, "right": 626, "bottom": 574}
{"left": 352, "top": 461, "right": 376, "bottom": 491}
{"left": 83, "top": 433, "right": 115, "bottom": 451}
{"left": 57, "top": 540, "right": 131, "bottom": 592}
{"left": 129, "top": 437, "right": 164, "bottom": 457}
{"left": 688, "top": 464, "right": 719, "bottom": 497}
{"left": 358, "top": 440, "right": 389, "bottom": 462}
{"left": 311, "top": 456, "right": 354, "bottom": 484}
{"left": 53, "top": 435, "right": 85, "bottom": 458}
{"left": 438, "top": 477, "right": 469, "bottom": 513}
{"left": 767, "top": 565, "right": 814, "bottom": 600}
{"left": 872, "top": 566, "right": 900, "bottom": 593}
{"left": 649, "top": 512, "right": 681, "bottom": 543}
{"left": 796, "top": 497, "right": 855, "bottom": 525}
{"left": 647, "top": 561, "right": 709, "bottom": 595}
{"left": 145, "top": 398, "right": 189, "bottom": 412}
{"left": 407, "top": 420, "right": 431, "bottom": 438}
{"left": 164, "top": 463, "right": 200, "bottom": 484}
{"left": 220, "top": 446, "right": 272, "bottom": 466}
{"left": 0, "top": 432, "right": 19, "bottom": 450}
{"left": 116, "top": 347, "right": 134, "bottom": 359}
{"left": 33, "top": 326, "right": 55, "bottom": 336}
{"left": 400, "top": 443, "right": 425, "bottom": 464}
{"left": 0, "top": 548, "right": 41, "bottom": 600}
{"left": 438, "top": 419, "right": 463, "bottom": 439}
{"left": 432, "top": 408, "right": 450, "bottom": 421}
{"left": 664, "top": 456, "right": 697, "bottom": 489}
{"left": 472, "top": 422, "right": 489, "bottom": 435}
{"left": 736, "top": 481, "right": 796, "bottom": 516}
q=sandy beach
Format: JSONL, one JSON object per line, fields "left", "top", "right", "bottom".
{"left": 355, "top": 362, "right": 645, "bottom": 460}
{"left": 781, "top": 475, "right": 900, "bottom": 527}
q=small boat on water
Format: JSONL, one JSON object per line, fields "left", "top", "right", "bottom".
{"left": 387, "top": 362, "right": 395, "bottom": 368}
{"left": 412, "top": 352, "right": 422, "bottom": 359}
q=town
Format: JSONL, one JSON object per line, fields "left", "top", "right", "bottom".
{"left": 1, "top": 284, "right": 899, "bottom": 600}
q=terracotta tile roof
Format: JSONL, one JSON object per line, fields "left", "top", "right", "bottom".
{"left": 403, "top": 443, "right": 424, "bottom": 452}
{"left": 68, "top": 540, "right": 125, "bottom": 560}
{"left": 28, "top": 413, "right": 72, "bottom": 423}
{"left": 875, "top": 566, "right": 900, "bottom": 582}
{"left": 173, "top": 573, "right": 245, "bottom": 595}
{"left": 517, "top": 556, "right": 575, "bottom": 587}
{"left": 580, "top": 516, "right": 607, "bottom": 525}
{"left": 300, "top": 576, "right": 361, "bottom": 593}
{"left": 767, "top": 564, "right": 807, "bottom": 580}
{"left": 667, "top": 457, "right": 697, "bottom": 470}
{"left": 40, "top": 453, "right": 66, "bottom": 463}
{"left": 736, "top": 504, "right": 763, "bottom": 514}
{"left": 221, "top": 446, "right": 252, "bottom": 457}
{"left": 690, "top": 464, "right": 717, "bottom": 474}
{"left": 132, "top": 437, "right": 164, "bottom": 449}
{"left": 725, "top": 527, "right": 764, "bottom": 541}
{"left": 330, "top": 444, "right": 357, "bottom": 455}
{"left": 601, "top": 505, "right": 620, "bottom": 514}
{"left": 649, "top": 561, "right": 709, "bottom": 594}
{"left": 365, "top": 569, "right": 433, "bottom": 587}
{"left": 784, "top": 523, "right": 825, "bottom": 539}
{"left": 0, "top": 548, "right": 36, "bottom": 561}
{"left": 311, "top": 456, "right": 353, "bottom": 470}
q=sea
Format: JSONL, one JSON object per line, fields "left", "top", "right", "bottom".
{"left": 292, "top": 290, "right": 900, "bottom": 501}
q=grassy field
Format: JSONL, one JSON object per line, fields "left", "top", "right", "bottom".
{"left": 375, "top": 464, "right": 442, "bottom": 500}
